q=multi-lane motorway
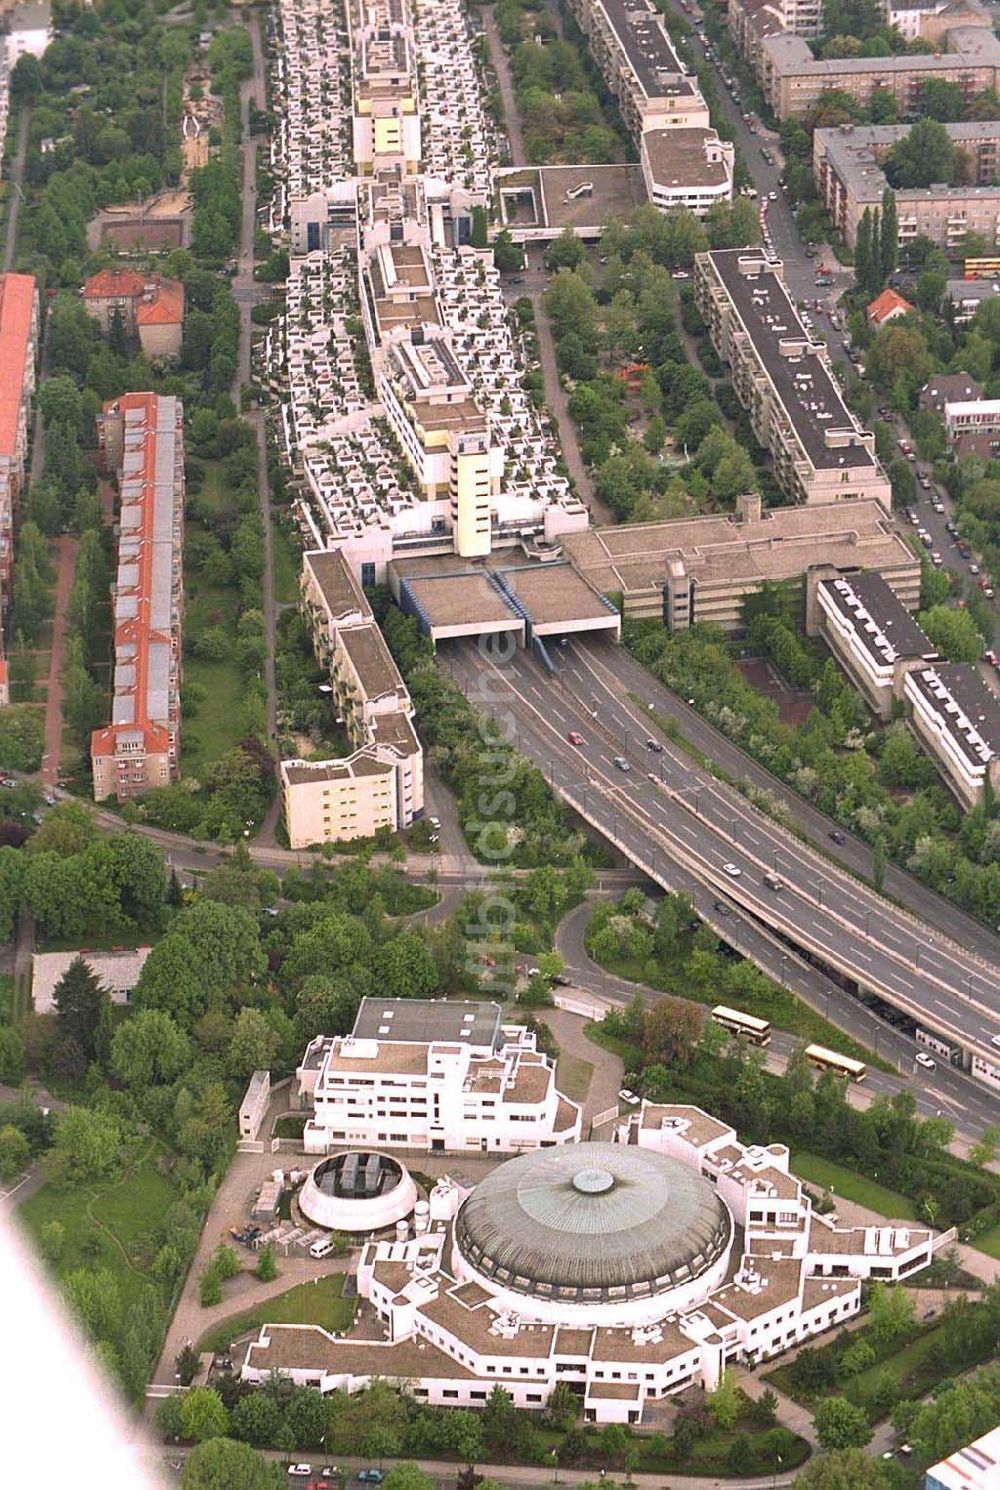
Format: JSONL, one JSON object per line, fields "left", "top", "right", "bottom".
{"left": 446, "top": 637, "right": 1000, "bottom": 1116}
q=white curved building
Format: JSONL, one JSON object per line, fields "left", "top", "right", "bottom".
{"left": 452, "top": 1143, "right": 733, "bottom": 1327}
{"left": 298, "top": 1151, "right": 417, "bottom": 1234}
{"left": 243, "top": 1104, "right": 938, "bottom": 1425}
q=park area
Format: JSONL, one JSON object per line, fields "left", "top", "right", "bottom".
{"left": 197, "top": 1274, "right": 356, "bottom": 1355}
{"left": 790, "top": 1152, "right": 917, "bottom": 1220}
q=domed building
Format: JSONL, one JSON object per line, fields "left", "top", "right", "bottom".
{"left": 244, "top": 1102, "right": 936, "bottom": 1426}
{"left": 453, "top": 1142, "right": 733, "bottom": 1325}
{"left": 298, "top": 1150, "right": 417, "bottom": 1233}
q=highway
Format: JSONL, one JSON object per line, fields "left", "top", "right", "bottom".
{"left": 446, "top": 637, "right": 1000, "bottom": 1111}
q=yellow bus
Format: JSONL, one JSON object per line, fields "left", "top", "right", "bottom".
{"left": 711, "top": 1005, "right": 772, "bottom": 1047}
{"left": 805, "top": 1044, "right": 867, "bottom": 1082}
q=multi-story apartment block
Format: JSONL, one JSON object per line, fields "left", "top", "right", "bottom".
{"left": 904, "top": 662, "right": 1000, "bottom": 807}
{"left": 737, "top": 19, "right": 1000, "bottom": 120}
{"left": 241, "top": 1100, "right": 940, "bottom": 1423}
{"left": 815, "top": 122, "right": 1000, "bottom": 254}
{"left": 348, "top": 0, "right": 421, "bottom": 175}
{"left": 0, "top": 272, "right": 38, "bottom": 615}
{"left": 91, "top": 394, "right": 184, "bottom": 802}
{"left": 942, "top": 398, "right": 1000, "bottom": 459}
{"left": 280, "top": 548, "right": 423, "bottom": 846}
{"left": 694, "top": 250, "right": 892, "bottom": 509}
{"left": 566, "top": 0, "right": 734, "bottom": 213}
{"left": 729, "top": 0, "right": 824, "bottom": 51}
{"left": 81, "top": 270, "right": 185, "bottom": 360}
{"left": 296, "top": 998, "right": 582, "bottom": 1154}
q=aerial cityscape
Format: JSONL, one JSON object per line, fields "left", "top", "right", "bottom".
{"left": 0, "top": 0, "right": 997, "bottom": 1486}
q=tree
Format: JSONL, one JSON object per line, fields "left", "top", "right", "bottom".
{"left": 181, "top": 1438, "right": 283, "bottom": 1490}
{"left": 382, "top": 1466, "right": 435, "bottom": 1490}
{"left": 51, "top": 1106, "right": 126, "bottom": 1183}
{"left": 642, "top": 993, "right": 703, "bottom": 1068}
{"left": 52, "top": 956, "right": 112, "bottom": 1064}
{"left": 232, "top": 1391, "right": 283, "bottom": 1446}
{"left": 707, "top": 1368, "right": 741, "bottom": 1430}
{"left": 885, "top": 119, "right": 956, "bottom": 189}
{"left": 63, "top": 1266, "right": 123, "bottom": 1342}
{"left": 226, "top": 1008, "right": 280, "bottom": 1083}
{"left": 545, "top": 226, "right": 585, "bottom": 271}
{"left": 791, "top": 1449, "right": 888, "bottom": 1488}
{"left": 255, "top": 1244, "right": 277, "bottom": 1283}
{"left": 111, "top": 1010, "right": 191, "bottom": 1089}
{"left": 919, "top": 604, "right": 983, "bottom": 662}
{"left": 880, "top": 187, "right": 897, "bottom": 279}
{"left": 867, "top": 1282, "right": 915, "bottom": 1347}
{"left": 39, "top": 1219, "right": 65, "bottom": 1262}
{"left": 180, "top": 1387, "right": 230, "bottom": 1444}
{"left": 492, "top": 231, "right": 523, "bottom": 273}
{"left": 0, "top": 1024, "right": 25, "bottom": 1084}
{"left": 855, "top": 208, "right": 872, "bottom": 299}
{"left": 0, "top": 1123, "right": 29, "bottom": 1180}
{"left": 813, "top": 1396, "right": 871, "bottom": 1450}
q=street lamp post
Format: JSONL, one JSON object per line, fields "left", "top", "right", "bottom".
{"left": 551, "top": 1448, "right": 560, "bottom": 1487}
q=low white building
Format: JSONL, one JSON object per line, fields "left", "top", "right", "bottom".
{"left": 241, "top": 1101, "right": 940, "bottom": 1423}
{"left": 297, "top": 998, "right": 581, "bottom": 1155}
{"left": 239, "top": 1070, "right": 271, "bottom": 1142}
{"left": 31, "top": 947, "right": 152, "bottom": 1014}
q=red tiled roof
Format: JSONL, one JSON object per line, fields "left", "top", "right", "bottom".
{"left": 83, "top": 269, "right": 147, "bottom": 300}
{"left": 136, "top": 278, "right": 184, "bottom": 326}
{"left": 867, "top": 288, "right": 913, "bottom": 325}
{"left": 0, "top": 273, "right": 36, "bottom": 458}
{"left": 90, "top": 393, "right": 179, "bottom": 762}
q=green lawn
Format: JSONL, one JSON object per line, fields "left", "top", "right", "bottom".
{"left": 845, "top": 1326, "right": 945, "bottom": 1413}
{"left": 973, "top": 1223, "right": 1000, "bottom": 1261}
{"left": 555, "top": 1051, "right": 593, "bottom": 1105}
{"left": 791, "top": 1151, "right": 917, "bottom": 1219}
{"left": 182, "top": 654, "right": 248, "bottom": 775}
{"left": 197, "top": 1274, "right": 356, "bottom": 1355}
{"left": 19, "top": 1140, "right": 183, "bottom": 1323}
{"left": 271, "top": 518, "right": 300, "bottom": 605}
{"left": 0, "top": 972, "right": 13, "bottom": 1023}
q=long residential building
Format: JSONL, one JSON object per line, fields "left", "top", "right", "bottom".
{"left": 91, "top": 394, "right": 184, "bottom": 802}
{"left": 240, "top": 1100, "right": 941, "bottom": 1424}
{"left": 565, "top": 0, "right": 734, "bottom": 214}
{"left": 562, "top": 493, "right": 919, "bottom": 629}
{"left": 694, "top": 250, "right": 892, "bottom": 510}
{"left": 0, "top": 271, "right": 38, "bottom": 678}
{"left": 806, "top": 570, "right": 937, "bottom": 720}
{"left": 280, "top": 548, "right": 423, "bottom": 847}
{"left": 904, "top": 662, "right": 1000, "bottom": 808}
{"left": 814, "top": 122, "right": 1000, "bottom": 255}
{"left": 296, "top": 997, "right": 581, "bottom": 1154}
{"left": 734, "top": 17, "right": 1000, "bottom": 120}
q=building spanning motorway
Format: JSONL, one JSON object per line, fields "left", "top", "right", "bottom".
{"left": 240, "top": 1101, "right": 940, "bottom": 1423}
{"left": 280, "top": 549, "right": 423, "bottom": 847}
{"left": 90, "top": 394, "right": 184, "bottom": 803}
{"left": 814, "top": 122, "right": 1000, "bottom": 256}
{"left": 564, "top": 0, "right": 734, "bottom": 215}
{"left": 561, "top": 493, "right": 918, "bottom": 628}
{"left": 295, "top": 997, "right": 581, "bottom": 1154}
{"left": 695, "top": 250, "right": 892, "bottom": 510}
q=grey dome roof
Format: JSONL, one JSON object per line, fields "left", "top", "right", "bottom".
{"left": 455, "top": 1142, "right": 732, "bottom": 1302}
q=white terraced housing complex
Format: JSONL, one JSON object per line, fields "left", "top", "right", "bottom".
{"left": 295, "top": 998, "right": 581, "bottom": 1154}
{"left": 240, "top": 1098, "right": 942, "bottom": 1424}
{"left": 280, "top": 549, "right": 423, "bottom": 847}
{"left": 564, "top": 0, "right": 734, "bottom": 214}
{"left": 267, "top": 0, "right": 587, "bottom": 585}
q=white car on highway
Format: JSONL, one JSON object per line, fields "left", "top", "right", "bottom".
{"left": 914, "top": 1052, "right": 936, "bottom": 1071}
{"left": 722, "top": 862, "right": 742, "bottom": 878}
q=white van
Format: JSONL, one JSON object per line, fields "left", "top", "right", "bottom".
{"left": 309, "top": 1237, "right": 335, "bottom": 1259}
